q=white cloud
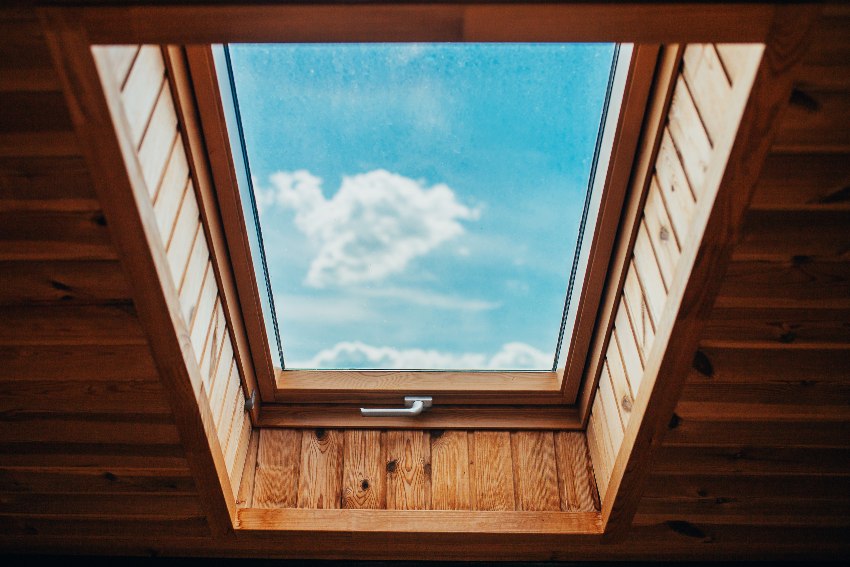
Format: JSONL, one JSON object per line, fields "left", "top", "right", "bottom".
{"left": 292, "top": 341, "right": 550, "bottom": 370}
{"left": 355, "top": 286, "right": 499, "bottom": 312}
{"left": 257, "top": 169, "right": 479, "bottom": 288}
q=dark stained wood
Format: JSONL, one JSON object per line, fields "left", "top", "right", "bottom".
{"left": 0, "top": 157, "right": 97, "bottom": 212}
{"left": 750, "top": 153, "right": 850, "bottom": 210}
{"left": 0, "top": 210, "right": 117, "bottom": 261}
{"left": 0, "top": 260, "right": 130, "bottom": 304}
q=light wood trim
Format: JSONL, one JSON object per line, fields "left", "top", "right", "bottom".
{"left": 558, "top": 44, "right": 658, "bottom": 403}
{"left": 77, "top": 3, "right": 775, "bottom": 44}
{"left": 38, "top": 9, "right": 236, "bottom": 535}
{"left": 258, "top": 404, "right": 582, "bottom": 430}
{"left": 577, "top": 45, "right": 684, "bottom": 426}
{"left": 165, "top": 45, "right": 264, "bottom": 418}
{"left": 601, "top": 6, "right": 820, "bottom": 540}
{"left": 237, "top": 508, "right": 602, "bottom": 535}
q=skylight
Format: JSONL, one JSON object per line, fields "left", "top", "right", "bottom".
{"left": 217, "top": 42, "right": 625, "bottom": 371}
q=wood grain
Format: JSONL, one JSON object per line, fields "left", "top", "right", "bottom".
{"left": 342, "top": 430, "right": 385, "bottom": 510}
{"left": 469, "top": 431, "right": 514, "bottom": 511}
{"left": 510, "top": 432, "right": 560, "bottom": 511}
{"left": 297, "top": 429, "right": 343, "bottom": 509}
{"left": 253, "top": 429, "right": 300, "bottom": 509}
{"left": 430, "top": 430, "right": 470, "bottom": 510}
{"left": 386, "top": 430, "right": 430, "bottom": 510}
{"left": 555, "top": 432, "right": 600, "bottom": 512}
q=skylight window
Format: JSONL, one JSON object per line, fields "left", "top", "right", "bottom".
{"left": 216, "top": 42, "right": 626, "bottom": 372}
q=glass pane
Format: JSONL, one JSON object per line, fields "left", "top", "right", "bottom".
{"left": 225, "top": 43, "right": 617, "bottom": 370}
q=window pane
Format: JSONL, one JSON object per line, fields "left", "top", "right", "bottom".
{"left": 225, "top": 43, "right": 617, "bottom": 370}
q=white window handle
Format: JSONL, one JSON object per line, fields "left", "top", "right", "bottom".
{"left": 360, "top": 396, "right": 432, "bottom": 417}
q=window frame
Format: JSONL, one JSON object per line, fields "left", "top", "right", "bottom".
{"left": 178, "top": 42, "right": 661, "bottom": 413}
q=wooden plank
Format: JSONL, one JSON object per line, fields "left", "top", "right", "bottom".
{"left": 681, "top": 381, "right": 850, "bottom": 407}
{"left": 633, "top": 220, "right": 669, "bottom": 322}
{"left": 120, "top": 45, "right": 165, "bottom": 148}
{"left": 622, "top": 265, "right": 655, "bottom": 358}
{"left": 0, "top": 210, "right": 116, "bottom": 261}
{"left": 682, "top": 43, "right": 733, "bottom": 145}
{"left": 0, "top": 344, "right": 158, "bottom": 382}
{"left": 468, "top": 431, "right": 514, "bottom": 511}
{"left": 654, "top": 132, "right": 696, "bottom": 245}
{"left": 735, "top": 209, "right": 850, "bottom": 260}
{"left": 386, "top": 430, "right": 431, "bottom": 511}
{"left": 554, "top": 432, "right": 600, "bottom": 512}
{"left": 217, "top": 361, "right": 242, "bottom": 452}
{"left": 101, "top": 45, "right": 139, "bottom": 88}
{"left": 653, "top": 445, "right": 850, "bottom": 476}
{"left": 596, "top": 363, "right": 625, "bottom": 452}
{"left": 0, "top": 493, "right": 203, "bottom": 518}
{"left": 189, "top": 260, "right": 216, "bottom": 358}
{"left": 236, "top": 508, "right": 602, "bottom": 536}
{"left": 643, "top": 179, "right": 682, "bottom": 285}
{"left": 0, "top": 377, "right": 171, "bottom": 415}
{"left": 635, "top": 497, "right": 850, "bottom": 526}
{"left": 430, "top": 430, "right": 470, "bottom": 511}
{"left": 687, "top": 346, "right": 850, "bottom": 384}
{"left": 0, "top": 156, "right": 96, "bottom": 212}
{"left": 178, "top": 226, "right": 210, "bottom": 323}
{"left": 152, "top": 142, "right": 189, "bottom": 228}
{"left": 0, "top": 413, "right": 181, "bottom": 445}
{"left": 165, "top": 188, "right": 199, "bottom": 288}
{"left": 510, "top": 432, "right": 560, "bottom": 511}
{"left": 137, "top": 81, "right": 178, "bottom": 196}
{"left": 81, "top": 3, "right": 775, "bottom": 44}
{"left": 774, "top": 90, "right": 850, "bottom": 153}
{"left": 585, "top": 401, "right": 612, "bottom": 501}
{"left": 228, "top": 414, "right": 253, "bottom": 499}
{"left": 342, "top": 430, "right": 385, "bottom": 510}
{"left": 0, "top": 67, "right": 60, "bottom": 93}
{"left": 0, "top": 516, "right": 209, "bottom": 538}
{"left": 236, "top": 430, "right": 259, "bottom": 508}
{"left": 259, "top": 404, "right": 582, "bottom": 431}
{"left": 0, "top": 466, "right": 194, "bottom": 495}
{"left": 750, "top": 153, "right": 850, "bottom": 211}
{"left": 605, "top": 336, "right": 634, "bottom": 428}
{"left": 196, "top": 300, "right": 219, "bottom": 391}
{"left": 0, "top": 131, "right": 80, "bottom": 158}
{"left": 210, "top": 344, "right": 235, "bottom": 429}
{"left": 716, "top": 258, "right": 850, "bottom": 309}
{"left": 667, "top": 76, "right": 714, "bottom": 195}
{"left": 224, "top": 392, "right": 250, "bottom": 476}
{"left": 0, "top": 303, "right": 146, "bottom": 345}
{"left": 644, "top": 473, "right": 850, "bottom": 501}
{"left": 0, "top": 91, "right": 73, "bottom": 133}
{"left": 297, "top": 429, "right": 343, "bottom": 509}
{"left": 614, "top": 299, "right": 644, "bottom": 395}
{"left": 0, "top": 260, "right": 130, "bottom": 305}
{"left": 715, "top": 43, "right": 758, "bottom": 85}
{"left": 703, "top": 306, "right": 850, "bottom": 347}
{"left": 663, "top": 419, "right": 850, "bottom": 449}
{"left": 253, "top": 429, "right": 301, "bottom": 509}
{"left": 0, "top": 442, "right": 189, "bottom": 471}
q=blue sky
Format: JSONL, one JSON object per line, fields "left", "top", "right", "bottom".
{"left": 228, "top": 43, "right": 615, "bottom": 370}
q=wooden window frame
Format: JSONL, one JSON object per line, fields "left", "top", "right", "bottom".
{"left": 177, "top": 39, "right": 660, "bottom": 416}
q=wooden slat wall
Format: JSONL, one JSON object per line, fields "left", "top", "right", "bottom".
{"left": 94, "top": 43, "right": 252, "bottom": 500}
{"left": 635, "top": 8, "right": 850, "bottom": 535}
{"left": 586, "top": 43, "right": 762, "bottom": 499}
{"left": 0, "top": 8, "right": 206, "bottom": 538}
{"left": 242, "top": 428, "right": 600, "bottom": 512}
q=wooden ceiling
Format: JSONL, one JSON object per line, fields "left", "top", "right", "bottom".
{"left": 0, "top": 1, "right": 848, "bottom": 560}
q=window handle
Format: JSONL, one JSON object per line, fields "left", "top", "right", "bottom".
{"left": 360, "top": 396, "right": 433, "bottom": 417}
